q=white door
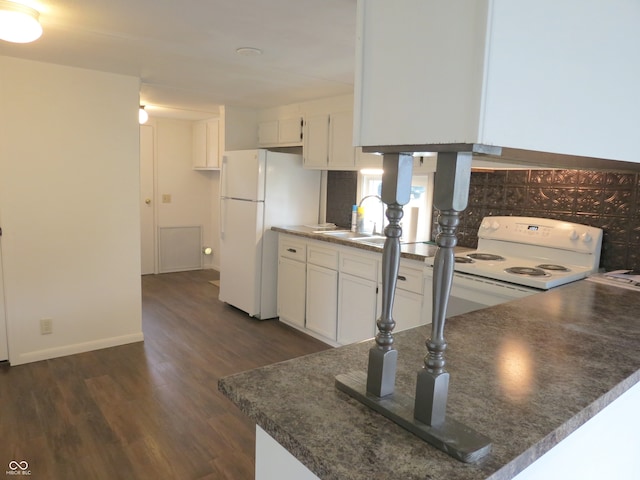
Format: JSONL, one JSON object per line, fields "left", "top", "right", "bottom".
{"left": 140, "top": 125, "right": 155, "bottom": 275}
{"left": 0, "top": 227, "right": 8, "bottom": 361}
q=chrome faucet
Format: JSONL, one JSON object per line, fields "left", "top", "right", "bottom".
{"left": 358, "top": 195, "right": 385, "bottom": 235}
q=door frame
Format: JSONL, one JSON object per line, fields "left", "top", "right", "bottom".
{"left": 140, "top": 123, "right": 157, "bottom": 275}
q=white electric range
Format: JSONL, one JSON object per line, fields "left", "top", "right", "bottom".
{"left": 424, "top": 216, "right": 604, "bottom": 317}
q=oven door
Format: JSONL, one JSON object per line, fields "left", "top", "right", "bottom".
{"left": 423, "top": 268, "right": 540, "bottom": 319}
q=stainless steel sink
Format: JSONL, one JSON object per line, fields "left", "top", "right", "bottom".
{"left": 352, "top": 236, "right": 387, "bottom": 246}
{"left": 314, "top": 230, "right": 373, "bottom": 239}
{"left": 312, "top": 229, "right": 387, "bottom": 246}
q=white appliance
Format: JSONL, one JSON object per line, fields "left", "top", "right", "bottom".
{"left": 425, "top": 216, "right": 604, "bottom": 317}
{"left": 219, "top": 149, "right": 321, "bottom": 319}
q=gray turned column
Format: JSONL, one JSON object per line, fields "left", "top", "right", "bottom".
{"left": 366, "top": 153, "right": 413, "bottom": 397}
{"left": 414, "top": 152, "right": 471, "bottom": 425}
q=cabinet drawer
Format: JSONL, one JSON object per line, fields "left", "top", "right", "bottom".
{"left": 340, "top": 252, "right": 377, "bottom": 280}
{"left": 396, "top": 264, "right": 423, "bottom": 294}
{"left": 279, "top": 237, "right": 306, "bottom": 262}
{"left": 307, "top": 244, "right": 339, "bottom": 269}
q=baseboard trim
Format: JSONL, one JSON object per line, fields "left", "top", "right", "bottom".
{"left": 11, "top": 332, "right": 145, "bottom": 366}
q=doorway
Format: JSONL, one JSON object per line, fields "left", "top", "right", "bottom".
{"left": 140, "top": 124, "right": 156, "bottom": 275}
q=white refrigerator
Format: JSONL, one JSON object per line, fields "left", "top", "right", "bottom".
{"left": 219, "top": 149, "right": 321, "bottom": 319}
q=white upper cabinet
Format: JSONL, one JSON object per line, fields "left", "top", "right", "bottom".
{"left": 328, "top": 110, "right": 356, "bottom": 169}
{"left": 192, "top": 118, "right": 221, "bottom": 170}
{"left": 258, "top": 117, "right": 303, "bottom": 147}
{"left": 258, "top": 120, "right": 279, "bottom": 146}
{"left": 303, "top": 114, "right": 330, "bottom": 168}
{"left": 303, "top": 111, "right": 355, "bottom": 170}
{"left": 354, "top": 0, "right": 640, "bottom": 164}
{"left": 278, "top": 117, "right": 304, "bottom": 145}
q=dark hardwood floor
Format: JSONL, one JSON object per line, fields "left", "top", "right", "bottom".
{"left": 0, "top": 270, "right": 330, "bottom": 479}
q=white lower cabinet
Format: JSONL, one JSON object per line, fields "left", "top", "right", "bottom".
{"left": 391, "top": 288, "right": 424, "bottom": 332}
{"left": 337, "top": 273, "right": 377, "bottom": 344}
{"left": 305, "top": 242, "right": 339, "bottom": 342}
{"left": 337, "top": 250, "right": 379, "bottom": 344}
{"left": 277, "top": 257, "right": 307, "bottom": 328}
{"left": 378, "top": 260, "right": 428, "bottom": 333}
{"left": 276, "top": 234, "right": 428, "bottom": 346}
{"left": 277, "top": 237, "right": 307, "bottom": 328}
{"left": 338, "top": 273, "right": 378, "bottom": 345}
{"left": 305, "top": 263, "right": 338, "bottom": 341}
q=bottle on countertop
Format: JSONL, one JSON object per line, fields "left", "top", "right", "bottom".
{"left": 351, "top": 205, "right": 358, "bottom": 232}
{"left": 356, "top": 206, "right": 365, "bottom": 233}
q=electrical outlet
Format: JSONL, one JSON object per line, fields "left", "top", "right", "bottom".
{"left": 40, "top": 318, "right": 53, "bottom": 335}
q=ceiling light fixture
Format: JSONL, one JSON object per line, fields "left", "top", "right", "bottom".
{"left": 139, "top": 105, "right": 148, "bottom": 124}
{"left": 235, "top": 47, "right": 263, "bottom": 57}
{"left": 0, "top": 0, "right": 43, "bottom": 43}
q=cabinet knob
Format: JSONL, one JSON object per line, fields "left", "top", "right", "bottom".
{"left": 397, "top": 275, "right": 407, "bottom": 281}
{"left": 287, "top": 248, "right": 297, "bottom": 253}
{"left": 145, "top": 198, "right": 151, "bottom": 205}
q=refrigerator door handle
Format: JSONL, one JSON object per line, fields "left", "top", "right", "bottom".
{"left": 220, "top": 155, "right": 228, "bottom": 198}
{"left": 220, "top": 198, "right": 226, "bottom": 240}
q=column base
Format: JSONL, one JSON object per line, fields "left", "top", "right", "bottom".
{"left": 335, "top": 370, "right": 492, "bottom": 464}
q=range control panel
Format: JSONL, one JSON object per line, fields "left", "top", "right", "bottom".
{"left": 479, "top": 216, "right": 603, "bottom": 254}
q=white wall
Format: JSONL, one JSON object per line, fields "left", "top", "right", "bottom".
{"left": 0, "top": 56, "right": 143, "bottom": 365}
{"left": 148, "top": 117, "right": 218, "bottom": 270}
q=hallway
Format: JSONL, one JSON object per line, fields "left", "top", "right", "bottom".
{"left": 0, "top": 270, "right": 330, "bottom": 479}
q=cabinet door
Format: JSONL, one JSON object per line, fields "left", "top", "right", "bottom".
{"left": 192, "top": 121, "right": 207, "bottom": 168}
{"left": 393, "top": 288, "right": 425, "bottom": 332}
{"left": 277, "top": 257, "right": 307, "bottom": 328}
{"left": 206, "top": 119, "right": 221, "bottom": 169}
{"left": 329, "top": 110, "right": 355, "bottom": 169}
{"left": 278, "top": 117, "right": 303, "bottom": 145}
{"left": 193, "top": 119, "right": 220, "bottom": 169}
{"left": 306, "top": 263, "right": 338, "bottom": 340}
{"left": 338, "top": 273, "right": 377, "bottom": 344}
{"left": 258, "top": 120, "right": 279, "bottom": 146}
{"left": 303, "top": 114, "right": 329, "bottom": 168}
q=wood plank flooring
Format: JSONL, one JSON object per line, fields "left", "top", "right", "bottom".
{"left": 0, "top": 270, "right": 330, "bottom": 479}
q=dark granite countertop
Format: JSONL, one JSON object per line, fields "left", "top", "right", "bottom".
{"left": 272, "top": 225, "right": 447, "bottom": 261}
{"left": 219, "top": 280, "right": 640, "bottom": 479}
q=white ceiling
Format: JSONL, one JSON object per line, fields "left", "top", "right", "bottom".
{"left": 0, "top": 0, "right": 357, "bottom": 119}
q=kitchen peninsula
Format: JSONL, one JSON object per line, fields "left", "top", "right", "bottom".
{"left": 219, "top": 279, "right": 640, "bottom": 479}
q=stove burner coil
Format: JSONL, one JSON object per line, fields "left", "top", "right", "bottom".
{"left": 537, "top": 264, "right": 569, "bottom": 272}
{"left": 467, "top": 253, "right": 505, "bottom": 261}
{"left": 455, "top": 256, "right": 474, "bottom": 264}
{"left": 505, "top": 267, "right": 550, "bottom": 277}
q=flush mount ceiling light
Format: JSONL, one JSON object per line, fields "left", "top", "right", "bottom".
{"left": 235, "top": 47, "right": 263, "bottom": 57}
{"left": 138, "top": 105, "right": 148, "bottom": 124}
{"left": 0, "top": 0, "right": 43, "bottom": 43}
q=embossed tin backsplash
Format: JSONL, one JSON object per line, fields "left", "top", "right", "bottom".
{"left": 451, "top": 169, "right": 640, "bottom": 272}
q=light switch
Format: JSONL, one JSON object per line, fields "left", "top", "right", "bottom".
{"left": 162, "top": 194, "right": 172, "bottom": 203}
